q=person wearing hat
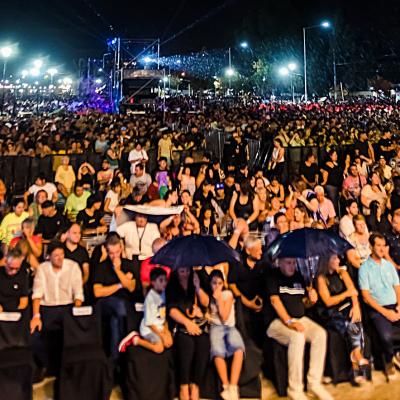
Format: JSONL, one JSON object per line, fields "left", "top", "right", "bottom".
{"left": 36, "top": 200, "right": 68, "bottom": 241}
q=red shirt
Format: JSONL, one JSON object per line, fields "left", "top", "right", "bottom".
{"left": 140, "top": 257, "right": 171, "bottom": 285}
{"left": 9, "top": 235, "right": 42, "bottom": 249}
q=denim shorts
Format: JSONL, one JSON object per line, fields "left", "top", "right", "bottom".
{"left": 210, "top": 325, "right": 245, "bottom": 359}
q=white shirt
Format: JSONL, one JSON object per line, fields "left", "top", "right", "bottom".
{"left": 105, "top": 190, "right": 119, "bottom": 213}
{"left": 209, "top": 290, "right": 235, "bottom": 327}
{"left": 29, "top": 182, "right": 57, "bottom": 200}
{"left": 128, "top": 149, "right": 148, "bottom": 174}
{"left": 117, "top": 221, "right": 160, "bottom": 260}
{"left": 339, "top": 215, "right": 355, "bottom": 240}
{"left": 32, "top": 259, "right": 84, "bottom": 306}
{"left": 140, "top": 289, "right": 166, "bottom": 337}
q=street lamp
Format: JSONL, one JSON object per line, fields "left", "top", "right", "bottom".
{"left": 1, "top": 46, "right": 14, "bottom": 113}
{"left": 303, "top": 20, "right": 331, "bottom": 102}
{"left": 47, "top": 68, "right": 58, "bottom": 84}
{"left": 33, "top": 59, "right": 44, "bottom": 69}
{"left": 240, "top": 41, "right": 249, "bottom": 49}
{"left": 279, "top": 63, "right": 300, "bottom": 103}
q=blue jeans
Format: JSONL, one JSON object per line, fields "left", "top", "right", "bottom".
{"left": 98, "top": 296, "right": 131, "bottom": 363}
{"left": 210, "top": 325, "right": 245, "bottom": 359}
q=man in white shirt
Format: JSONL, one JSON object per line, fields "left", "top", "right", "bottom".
{"left": 129, "top": 163, "right": 152, "bottom": 194}
{"left": 128, "top": 142, "right": 148, "bottom": 174}
{"left": 339, "top": 199, "right": 362, "bottom": 240}
{"left": 24, "top": 174, "right": 58, "bottom": 205}
{"left": 31, "top": 241, "right": 83, "bottom": 374}
{"left": 116, "top": 213, "right": 160, "bottom": 261}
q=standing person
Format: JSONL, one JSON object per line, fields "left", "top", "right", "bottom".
{"left": 104, "top": 179, "right": 122, "bottom": 215}
{"left": 129, "top": 164, "right": 152, "bottom": 195}
{"left": 118, "top": 268, "right": 173, "bottom": 354}
{"left": 129, "top": 141, "right": 148, "bottom": 174}
{"left": 0, "top": 198, "right": 29, "bottom": 254}
{"left": 158, "top": 132, "right": 173, "bottom": 165}
{"left": 268, "top": 139, "right": 285, "bottom": 180}
{"left": 320, "top": 149, "right": 343, "bottom": 212}
{"left": 207, "top": 270, "right": 245, "bottom": 400}
{"left": 266, "top": 257, "right": 332, "bottom": 400}
{"left": 299, "top": 152, "right": 319, "bottom": 189}
{"left": 167, "top": 268, "right": 210, "bottom": 400}
{"left": 359, "top": 233, "right": 400, "bottom": 378}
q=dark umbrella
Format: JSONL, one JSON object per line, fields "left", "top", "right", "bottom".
{"left": 151, "top": 234, "right": 241, "bottom": 269}
{"left": 265, "top": 228, "right": 353, "bottom": 286}
{"left": 265, "top": 228, "right": 353, "bottom": 261}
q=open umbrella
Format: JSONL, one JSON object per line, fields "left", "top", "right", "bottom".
{"left": 151, "top": 234, "right": 241, "bottom": 270}
{"left": 265, "top": 228, "right": 353, "bottom": 286}
{"left": 266, "top": 228, "right": 353, "bottom": 261}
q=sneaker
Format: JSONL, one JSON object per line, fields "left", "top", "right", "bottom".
{"left": 393, "top": 352, "right": 400, "bottom": 370}
{"left": 220, "top": 384, "right": 231, "bottom": 400}
{"left": 385, "top": 361, "right": 397, "bottom": 380}
{"left": 307, "top": 385, "right": 334, "bottom": 400}
{"left": 229, "top": 384, "right": 239, "bottom": 400}
{"left": 118, "top": 331, "right": 139, "bottom": 353}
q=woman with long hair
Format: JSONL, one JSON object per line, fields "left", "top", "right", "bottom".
{"left": 316, "top": 254, "right": 370, "bottom": 384}
{"left": 290, "top": 205, "right": 311, "bottom": 230}
{"left": 167, "top": 268, "right": 210, "bottom": 400}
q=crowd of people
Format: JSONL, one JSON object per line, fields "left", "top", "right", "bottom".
{"left": 0, "top": 98, "right": 400, "bottom": 400}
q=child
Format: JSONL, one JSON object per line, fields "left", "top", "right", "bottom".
{"left": 156, "top": 157, "right": 169, "bottom": 199}
{"left": 118, "top": 267, "right": 172, "bottom": 354}
{"left": 207, "top": 270, "right": 245, "bottom": 400}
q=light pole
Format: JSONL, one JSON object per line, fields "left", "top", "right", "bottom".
{"left": 1, "top": 46, "right": 13, "bottom": 113}
{"left": 279, "top": 63, "right": 301, "bottom": 103}
{"left": 303, "top": 20, "right": 331, "bottom": 102}
{"left": 47, "top": 68, "right": 58, "bottom": 85}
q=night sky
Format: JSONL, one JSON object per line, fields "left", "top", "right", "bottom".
{"left": 1, "top": 0, "right": 400, "bottom": 76}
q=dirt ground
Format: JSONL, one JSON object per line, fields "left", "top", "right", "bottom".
{"left": 34, "top": 370, "right": 400, "bottom": 399}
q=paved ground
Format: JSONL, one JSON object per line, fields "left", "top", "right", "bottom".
{"left": 33, "top": 371, "right": 400, "bottom": 399}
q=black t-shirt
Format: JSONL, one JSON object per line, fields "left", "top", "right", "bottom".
{"left": 193, "top": 190, "right": 214, "bottom": 209}
{"left": 0, "top": 268, "right": 29, "bottom": 311}
{"left": 36, "top": 211, "right": 68, "bottom": 240}
{"left": 228, "top": 254, "right": 266, "bottom": 301}
{"left": 64, "top": 244, "right": 90, "bottom": 273}
{"left": 299, "top": 162, "right": 318, "bottom": 184}
{"left": 378, "top": 138, "right": 394, "bottom": 159}
{"left": 93, "top": 258, "right": 142, "bottom": 303}
{"left": 76, "top": 209, "right": 103, "bottom": 229}
{"left": 266, "top": 269, "right": 306, "bottom": 320}
{"left": 354, "top": 140, "right": 369, "bottom": 158}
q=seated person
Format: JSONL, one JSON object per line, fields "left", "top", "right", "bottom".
{"left": 0, "top": 248, "right": 29, "bottom": 312}
{"left": 266, "top": 257, "right": 333, "bottom": 400}
{"left": 359, "top": 233, "right": 400, "bottom": 379}
{"left": 93, "top": 234, "right": 142, "bottom": 364}
{"left": 36, "top": 201, "right": 68, "bottom": 241}
{"left": 140, "top": 238, "right": 171, "bottom": 295}
{"left": 118, "top": 268, "right": 173, "bottom": 354}
{"left": 316, "top": 254, "right": 370, "bottom": 384}
{"left": 76, "top": 194, "right": 107, "bottom": 236}
{"left": 203, "top": 270, "right": 245, "bottom": 400}
{"left": 64, "top": 181, "right": 90, "bottom": 222}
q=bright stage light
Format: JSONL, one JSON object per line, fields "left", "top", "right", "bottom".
{"left": 0, "top": 46, "right": 12, "bottom": 58}
{"left": 63, "top": 77, "right": 73, "bottom": 85}
{"left": 321, "top": 21, "right": 331, "bottom": 28}
{"left": 240, "top": 41, "right": 249, "bottom": 49}
{"left": 95, "top": 78, "right": 102, "bottom": 84}
{"left": 162, "top": 76, "right": 169, "bottom": 83}
{"left": 288, "top": 63, "right": 297, "bottom": 71}
{"left": 33, "top": 59, "right": 43, "bottom": 69}
{"left": 30, "top": 68, "right": 40, "bottom": 77}
{"left": 225, "top": 67, "right": 235, "bottom": 77}
{"left": 47, "top": 67, "right": 58, "bottom": 76}
{"left": 279, "top": 67, "right": 289, "bottom": 76}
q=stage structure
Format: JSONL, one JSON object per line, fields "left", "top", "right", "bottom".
{"left": 106, "top": 37, "right": 164, "bottom": 113}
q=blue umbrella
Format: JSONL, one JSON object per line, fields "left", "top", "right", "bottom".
{"left": 265, "top": 228, "right": 353, "bottom": 261}
{"left": 151, "top": 234, "right": 241, "bottom": 270}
